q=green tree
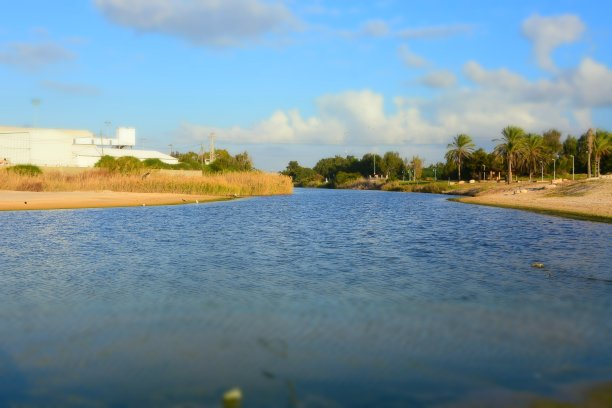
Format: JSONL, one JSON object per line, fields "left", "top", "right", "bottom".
{"left": 359, "top": 153, "right": 383, "bottom": 177}
{"left": 523, "top": 134, "right": 546, "bottom": 181}
{"left": 542, "top": 129, "right": 563, "bottom": 158}
{"left": 445, "top": 134, "right": 475, "bottom": 181}
{"left": 593, "top": 130, "right": 611, "bottom": 177}
{"left": 410, "top": 155, "right": 423, "bottom": 180}
{"left": 494, "top": 125, "right": 525, "bottom": 184}
{"left": 462, "top": 148, "right": 489, "bottom": 180}
{"left": 281, "top": 161, "right": 322, "bottom": 186}
{"left": 381, "top": 151, "right": 405, "bottom": 179}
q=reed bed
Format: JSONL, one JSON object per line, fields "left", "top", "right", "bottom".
{"left": 0, "top": 169, "right": 293, "bottom": 196}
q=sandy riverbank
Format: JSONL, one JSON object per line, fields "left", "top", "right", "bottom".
{"left": 454, "top": 178, "right": 612, "bottom": 222}
{"left": 0, "top": 190, "right": 228, "bottom": 211}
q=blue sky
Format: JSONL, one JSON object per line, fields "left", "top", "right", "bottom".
{"left": 1, "top": 0, "right": 611, "bottom": 171}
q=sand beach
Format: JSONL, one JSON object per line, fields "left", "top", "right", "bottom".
{"left": 0, "top": 190, "right": 225, "bottom": 211}
{"left": 454, "top": 178, "right": 612, "bottom": 222}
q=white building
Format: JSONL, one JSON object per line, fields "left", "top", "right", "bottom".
{"left": 0, "top": 126, "right": 178, "bottom": 167}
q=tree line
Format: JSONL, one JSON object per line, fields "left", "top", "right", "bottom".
{"left": 282, "top": 126, "right": 611, "bottom": 186}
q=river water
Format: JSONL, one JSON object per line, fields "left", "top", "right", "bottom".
{"left": 1, "top": 188, "right": 611, "bottom": 407}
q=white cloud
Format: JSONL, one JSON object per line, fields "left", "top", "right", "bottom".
{"left": 521, "top": 14, "right": 585, "bottom": 72}
{"left": 463, "top": 61, "right": 528, "bottom": 90}
{"left": 397, "top": 24, "right": 474, "bottom": 40}
{"left": 179, "top": 90, "right": 449, "bottom": 147}
{"left": 566, "top": 58, "right": 612, "bottom": 107}
{"left": 398, "top": 44, "right": 428, "bottom": 68}
{"left": 177, "top": 55, "right": 612, "bottom": 157}
{"left": 360, "top": 19, "right": 390, "bottom": 37}
{"left": 95, "top": 0, "right": 299, "bottom": 47}
{"left": 0, "top": 42, "right": 74, "bottom": 71}
{"left": 420, "top": 70, "right": 457, "bottom": 88}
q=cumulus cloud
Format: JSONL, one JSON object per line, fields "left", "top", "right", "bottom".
{"left": 398, "top": 44, "right": 428, "bottom": 68}
{"left": 177, "top": 55, "right": 612, "bottom": 153}
{"left": 94, "top": 0, "right": 299, "bottom": 47}
{"left": 420, "top": 70, "right": 457, "bottom": 88}
{"left": 521, "top": 14, "right": 585, "bottom": 72}
{"left": 179, "top": 89, "right": 449, "bottom": 147}
{"left": 0, "top": 42, "right": 75, "bottom": 71}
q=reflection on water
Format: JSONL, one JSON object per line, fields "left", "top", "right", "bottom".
{"left": 0, "top": 188, "right": 611, "bottom": 407}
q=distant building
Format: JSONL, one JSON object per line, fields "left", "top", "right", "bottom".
{"left": 0, "top": 126, "right": 177, "bottom": 167}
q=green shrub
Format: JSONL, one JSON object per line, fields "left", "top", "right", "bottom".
{"left": 335, "top": 171, "right": 362, "bottom": 185}
{"left": 116, "top": 156, "right": 144, "bottom": 174}
{"left": 95, "top": 155, "right": 144, "bottom": 174}
{"left": 143, "top": 158, "right": 170, "bottom": 169}
{"left": 7, "top": 164, "right": 42, "bottom": 176}
{"left": 95, "top": 155, "right": 118, "bottom": 171}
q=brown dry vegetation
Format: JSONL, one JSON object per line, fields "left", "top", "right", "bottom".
{"left": 0, "top": 169, "right": 293, "bottom": 196}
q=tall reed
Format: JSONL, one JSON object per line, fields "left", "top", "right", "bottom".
{"left": 0, "top": 169, "right": 293, "bottom": 196}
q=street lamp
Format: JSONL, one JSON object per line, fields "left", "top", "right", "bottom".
{"left": 570, "top": 154, "right": 575, "bottom": 180}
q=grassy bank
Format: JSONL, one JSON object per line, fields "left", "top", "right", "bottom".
{"left": 1, "top": 168, "right": 293, "bottom": 196}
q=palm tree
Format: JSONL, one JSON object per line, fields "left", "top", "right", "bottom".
{"left": 587, "top": 128, "right": 594, "bottom": 178}
{"left": 523, "top": 133, "right": 546, "bottom": 182}
{"left": 494, "top": 126, "right": 525, "bottom": 184}
{"left": 593, "top": 130, "right": 611, "bottom": 177}
{"left": 445, "top": 134, "right": 475, "bottom": 181}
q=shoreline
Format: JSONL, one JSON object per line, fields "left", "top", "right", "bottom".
{"left": 0, "top": 190, "right": 231, "bottom": 211}
{"left": 449, "top": 178, "right": 612, "bottom": 223}
{"left": 450, "top": 197, "right": 612, "bottom": 223}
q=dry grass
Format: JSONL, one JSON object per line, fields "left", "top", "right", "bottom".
{"left": 0, "top": 169, "right": 293, "bottom": 196}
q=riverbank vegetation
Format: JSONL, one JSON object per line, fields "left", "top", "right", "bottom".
{"left": 0, "top": 168, "right": 292, "bottom": 196}
{"left": 1, "top": 148, "right": 292, "bottom": 196}
{"left": 281, "top": 126, "right": 611, "bottom": 188}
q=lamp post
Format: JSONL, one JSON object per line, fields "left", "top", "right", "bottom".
{"left": 570, "top": 154, "right": 575, "bottom": 180}
{"left": 540, "top": 161, "right": 544, "bottom": 182}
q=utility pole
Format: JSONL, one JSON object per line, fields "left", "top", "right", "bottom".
{"left": 168, "top": 144, "right": 173, "bottom": 155}
{"left": 209, "top": 132, "right": 215, "bottom": 164}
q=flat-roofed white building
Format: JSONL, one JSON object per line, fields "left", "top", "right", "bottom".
{"left": 0, "top": 126, "right": 178, "bottom": 167}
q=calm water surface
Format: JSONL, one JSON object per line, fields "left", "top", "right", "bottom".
{"left": 1, "top": 188, "right": 611, "bottom": 407}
